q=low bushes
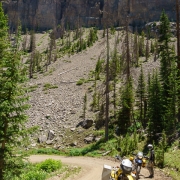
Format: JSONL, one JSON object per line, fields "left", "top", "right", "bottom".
{"left": 36, "top": 159, "right": 62, "bottom": 173}
{"left": 14, "top": 159, "right": 62, "bottom": 180}
{"left": 18, "top": 170, "right": 47, "bottom": 180}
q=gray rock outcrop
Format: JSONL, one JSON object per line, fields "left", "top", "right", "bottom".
{"left": 3, "top": 0, "right": 175, "bottom": 31}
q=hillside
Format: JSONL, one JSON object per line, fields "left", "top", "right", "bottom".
{"left": 1, "top": 1, "right": 180, "bottom": 179}
{"left": 24, "top": 28, "right": 161, "bottom": 149}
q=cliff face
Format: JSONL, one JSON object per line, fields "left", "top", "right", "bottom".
{"left": 3, "top": 0, "right": 175, "bottom": 31}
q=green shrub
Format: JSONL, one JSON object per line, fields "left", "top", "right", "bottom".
{"left": 116, "top": 132, "right": 139, "bottom": 156}
{"left": 110, "top": 27, "right": 116, "bottom": 35}
{"left": 76, "top": 78, "right": 84, "bottom": 85}
{"left": 19, "top": 170, "right": 47, "bottom": 180}
{"left": 36, "top": 159, "right": 62, "bottom": 173}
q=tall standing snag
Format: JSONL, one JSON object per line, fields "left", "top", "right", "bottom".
{"left": 105, "top": 26, "right": 110, "bottom": 142}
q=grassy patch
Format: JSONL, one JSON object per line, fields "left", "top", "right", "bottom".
{"left": 63, "top": 59, "right": 71, "bottom": 63}
{"left": 164, "top": 149, "right": 180, "bottom": 180}
{"left": 76, "top": 78, "right": 90, "bottom": 86}
{"left": 29, "top": 148, "right": 67, "bottom": 156}
{"left": 13, "top": 159, "right": 80, "bottom": 180}
{"left": 57, "top": 165, "right": 81, "bottom": 180}
{"left": 43, "top": 83, "right": 58, "bottom": 91}
{"left": 68, "top": 136, "right": 118, "bottom": 157}
{"left": 28, "top": 85, "right": 39, "bottom": 92}
{"left": 76, "top": 78, "right": 85, "bottom": 85}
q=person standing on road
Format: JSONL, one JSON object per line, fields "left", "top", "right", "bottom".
{"left": 147, "top": 144, "right": 155, "bottom": 178}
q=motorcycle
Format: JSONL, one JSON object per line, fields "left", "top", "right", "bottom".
{"left": 131, "top": 152, "right": 149, "bottom": 180}
{"left": 102, "top": 155, "right": 136, "bottom": 180}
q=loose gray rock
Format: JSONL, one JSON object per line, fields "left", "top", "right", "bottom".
{"left": 84, "top": 134, "right": 94, "bottom": 143}
{"left": 38, "top": 135, "right": 47, "bottom": 143}
{"left": 95, "top": 137, "right": 101, "bottom": 142}
{"left": 81, "top": 119, "right": 93, "bottom": 129}
{"left": 31, "top": 143, "right": 37, "bottom": 147}
{"left": 71, "top": 127, "right": 76, "bottom": 131}
{"left": 48, "top": 130, "right": 55, "bottom": 140}
{"left": 69, "top": 141, "right": 77, "bottom": 147}
{"left": 46, "top": 140, "right": 53, "bottom": 145}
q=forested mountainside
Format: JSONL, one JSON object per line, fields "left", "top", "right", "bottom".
{"left": 3, "top": 0, "right": 175, "bottom": 31}
{"left": 0, "top": 1, "right": 180, "bottom": 180}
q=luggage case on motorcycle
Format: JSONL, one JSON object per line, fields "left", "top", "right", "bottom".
{"left": 101, "top": 164, "right": 112, "bottom": 180}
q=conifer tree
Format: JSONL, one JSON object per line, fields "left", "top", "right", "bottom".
{"left": 136, "top": 65, "right": 146, "bottom": 128}
{"left": 0, "top": 3, "right": 29, "bottom": 179}
{"left": 150, "top": 40, "right": 155, "bottom": 54}
{"left": 166, "top": 54, "right": 178, "bottom": 134}
{"left": 154, "top": 36, "right": 158, "bottom": 61}
{"left": 147, "top": 71, "right": 164, "bottom": 139}
{"left": 48, "top": 31, "right": 56, "bottom": 65}
{"left": 158, "top": 10, "right": 177, "bottom": 134}
{"left": 126, "top": 19, "right": 131, "bottom": 79}
{"left": 118, "top": 78, "right": 134, "bottom": 134}
{"left": 110, "top": 39, "right": 121, "bottom": 117}
{"left": 139, "top": 31, "right": 145, "bottom": 57}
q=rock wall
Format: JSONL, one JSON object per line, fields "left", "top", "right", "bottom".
{"left": 2, "top": 0, "right": 175, "bottom": 31}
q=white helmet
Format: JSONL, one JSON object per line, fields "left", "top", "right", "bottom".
{"left": 137, "top": 151, "right": 143, "bottom": 159}
{"left": 121, "top": 159, "right": 132, "bottom": 174}
{"left": 147, "top": 144, "right": 153, "bottom": 150}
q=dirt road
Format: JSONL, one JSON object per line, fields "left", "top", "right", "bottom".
{"left": 29, "top": 155, "right": 172, "bottom": 180}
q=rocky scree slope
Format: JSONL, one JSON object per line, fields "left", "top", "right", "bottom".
{"left": 25, "top": 30, "right": 160, "bottom": 150}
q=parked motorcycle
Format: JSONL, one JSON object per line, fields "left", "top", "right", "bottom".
{"left": 131, "top": 152, "right": 149, "bottom": 180}
{"left": 102, "top": 155, "right": 136, "bottom": 180}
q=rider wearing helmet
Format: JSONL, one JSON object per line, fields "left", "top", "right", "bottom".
{"left": 121, "top": 159, "right": 133, "bottom": 174}
{"left": 147, "top": 144, "right": 155, "bottom": 178}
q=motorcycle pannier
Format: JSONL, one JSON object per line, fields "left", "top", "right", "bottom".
{"left": 101, "top": 164, "right": 112, "bottom": 180}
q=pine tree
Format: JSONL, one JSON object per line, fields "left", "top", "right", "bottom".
{"left": 165, "top": 50, "right": 177, "bottom": 134}
{"left": 48, "top": 31, "right": 56, "bottom": 65}
{"left": 136, "top": 65, "right": 146, "bottom": 128}
{"left": 110, "top": 38, "right": 121, "bottom": 118}
{"left": 154, "top": 36, "right": 158, "bottom": 61}
{"left": 150, "top": 40, "right": 155, "bottom": 54}
{"left": 147, "top": 71, "right": 164, "bottom": 139}
{"left": 118, "top": 78, "right": 134, "bottom": 134}
{"left": 158, "top": 10, "right": 177, "bottom": 134}
{"left": 139, "top": 31, "right": 145, "bottom": 57}
{"left": 126, "top": 19, "right": 131, "bottom": 79}
{"left": 0, "top": 3, "right": 29, "bottom": 179}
